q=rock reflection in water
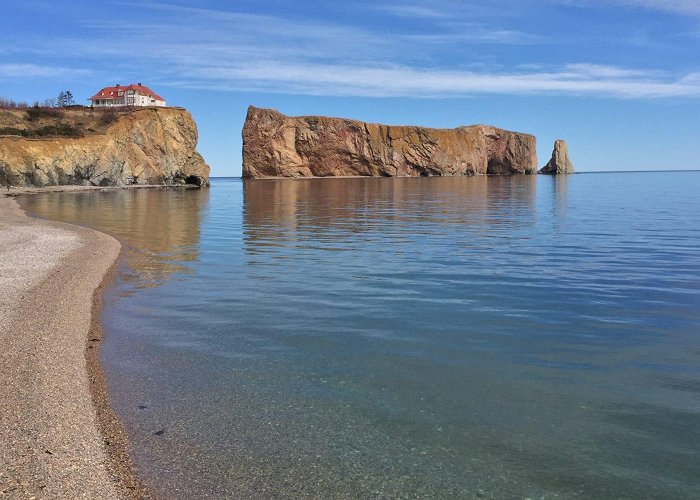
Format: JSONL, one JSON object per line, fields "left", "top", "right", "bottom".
{"left": 242, "top": 176, "right": 537, "bottom": 255}
{"left": 19, "top": 188, "right": 209, "bottom": 293}
{"left": 17, "top": 175, "right": 700, "bottom": 499}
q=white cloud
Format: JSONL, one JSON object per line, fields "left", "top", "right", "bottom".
{"left": 554, "top": 0, "right": 700, "bottom": 15}
{"left": 373, "top": 4, "right": 449, "bottom": 19}
{"left": 162, "top": 61, "right": 700, "bottom": 98}
{"left": 2, "top": 2, "right": 699, "bottom": 100}
{"left": 86, "top": 6, "right": 699, "bottom": 99}
{"left": 0, "top": 63, "right": 91, "bottom": 79}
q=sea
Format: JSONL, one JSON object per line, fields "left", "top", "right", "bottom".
{"left": 20, "top": 173, "right": 700, "bottom": 499}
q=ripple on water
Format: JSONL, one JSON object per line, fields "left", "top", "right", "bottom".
{"left": 19, "top": 173, "right": 700, "bottom": 498}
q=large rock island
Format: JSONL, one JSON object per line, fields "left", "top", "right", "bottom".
{"left": 243, "top": 106, "right": 537, "bottom": 178}
{"left": 0, "top": 107, "right": 210, "bottom": 187}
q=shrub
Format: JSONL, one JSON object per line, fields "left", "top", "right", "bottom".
{"left": 0, "top": 127, "right": 25, "bottom": 136}
{"left": 99, "top": 109, "right": 118, "bottom": 126}
{"left": 33, "top": 123, "right": 84, "bottom": 138}
{"left": 0, "top": 97, "right": 29, "bottom": 108}
{"left": 26, "top": 106, "right": 63, "bottom": 121}
{"left": 0, "top": 124, "right": 83, "bottom": 138}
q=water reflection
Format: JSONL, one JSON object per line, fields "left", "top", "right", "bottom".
{"left": 242, "top": 176, "right": 537, "bottom": 254}
{"left": 20, "top": 188, "right": 209, "bottom": 292}
{"left": 553, "top": 174, "right": 569, "bottom": 216}
{"left": 17, "top": 175, "right": 700, "bottom": 498}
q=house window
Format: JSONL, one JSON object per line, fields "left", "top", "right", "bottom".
{"left": 127, "top": 97, "right": 134, "bottom": 105}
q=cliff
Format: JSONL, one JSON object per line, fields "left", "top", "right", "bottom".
{"left": 242, "top": 106, "right": 537, "bottom": 178}
{"left": 0, "top": 107, "right": 210, "bottom": 187}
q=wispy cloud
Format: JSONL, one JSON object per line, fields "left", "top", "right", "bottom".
{"left": 554, "top": 0, "right": 700, "bottom": 16}
{"left": 161, "top": 61, "right": 700, "bottom": 98}
{"left": 2, "top": 2, "right": 699, "bottom": 99}
{"left": 373, "top": 4, "right": 449, "bottom": 19}
{"left": 0, "top": 63, "right": 91, "bottom": 79}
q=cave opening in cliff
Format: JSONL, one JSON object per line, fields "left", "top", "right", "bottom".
{"left": 185, "top": 175, "right": 202, "bottom": 186}
{"left": 487, "top": 159, "right": 506, "bottom": 175}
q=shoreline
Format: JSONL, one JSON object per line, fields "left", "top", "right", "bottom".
{"left": 0, "top": 191, "right": 149, "bottom": 498}
{"left": 4, "top": 183, "right": 203, "bottom": 198}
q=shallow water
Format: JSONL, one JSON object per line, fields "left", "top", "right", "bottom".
{"left": 20, "top": 173, "right": 700, "bottom": 498}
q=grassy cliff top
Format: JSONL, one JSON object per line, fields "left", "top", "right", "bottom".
{"left": 0, "top": 106, "right": 168, "bottom": 140}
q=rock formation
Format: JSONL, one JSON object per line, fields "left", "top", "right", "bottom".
{"left": 242, "top": 106, "right": 537, "bottom": 178}
{"left": 539, "top": 139, "right": 575, "bottom": 175}
{"left": 0, "top": 107, "right": 210, "bottom": 187}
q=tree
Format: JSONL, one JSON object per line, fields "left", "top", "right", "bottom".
{"left": 56, "top": 90, "right": 75, "bottom": 107}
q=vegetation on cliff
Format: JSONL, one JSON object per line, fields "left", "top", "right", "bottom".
{"left": 0, "top": 107, "right": 132, "bottom": 140}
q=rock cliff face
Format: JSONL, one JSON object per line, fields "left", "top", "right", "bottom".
{"left": 0, "top": 107, "right": 210, "bottom": 187}
{"left": 539, "top": 139, "right": 574, "bottom": 175}
{"left": 243, "top": 106, "right": 537, "bottom": 178}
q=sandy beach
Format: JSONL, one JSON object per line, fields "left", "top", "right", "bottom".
{"left": 0, "top": 194, "right": 145, "bottom": 498}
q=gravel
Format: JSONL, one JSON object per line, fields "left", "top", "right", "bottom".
{"left": 0, "top": 195, "right": 147, "bottom": 499}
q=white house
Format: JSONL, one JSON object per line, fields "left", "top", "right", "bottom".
{"left": 89, "top": 83, "right": 166, "bottom": 108}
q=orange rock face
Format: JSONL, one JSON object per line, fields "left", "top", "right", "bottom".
{"left": 0, "top": 108, "right": 210, "bottom": 187}
{"left": 243, "top": 106, "right": 537, "bottom": 178}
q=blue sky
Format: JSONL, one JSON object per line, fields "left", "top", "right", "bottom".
{"left": 2, "top": 0, "right": 699, "bottom": 176}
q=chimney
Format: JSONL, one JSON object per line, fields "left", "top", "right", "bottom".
{"left": 138, "top": 82, "right": 142, "bottom": 86}
{"left": 116, "top": 83, "right": 120, "bottom": 87}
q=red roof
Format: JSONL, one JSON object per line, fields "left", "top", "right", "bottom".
{"left": 90, "top": 84, "right": 165, "bottom": 101}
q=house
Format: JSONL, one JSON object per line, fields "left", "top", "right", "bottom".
{"left": 89, "top": 83, "right": 166, "bottom": 108}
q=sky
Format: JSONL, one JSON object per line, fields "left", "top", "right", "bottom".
{"left": 1, "top": 0, "right": 699, "bottom": 176}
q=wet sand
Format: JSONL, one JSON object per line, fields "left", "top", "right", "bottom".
{"left": 0, "top": 194, "right": 147, "bottom": 498}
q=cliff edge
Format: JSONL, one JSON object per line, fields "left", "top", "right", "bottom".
{"left": 243, "top": 106, "right": 537, "bottom": 178}
{"left": 0, "top": 107, "right": 210, "bottom": 187}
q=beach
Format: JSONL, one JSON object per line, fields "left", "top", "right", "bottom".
{"left": 0, "top": 193, "right": 144, "bottom": 498}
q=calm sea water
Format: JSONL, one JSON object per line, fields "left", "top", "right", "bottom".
{"left": 21, "top": 173, "right": 700, "bottom": 499}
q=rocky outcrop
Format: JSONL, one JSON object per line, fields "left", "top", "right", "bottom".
{"left": 0, "top": 107, "right": 210, "bottom": 187}
{"left": 242, "top": 106, "right": 537, "bottom": 178}
{"left": 539, "top": 139, "right": 574, "bottom": 175}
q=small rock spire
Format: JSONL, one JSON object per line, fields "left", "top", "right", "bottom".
{"left": 539, "top": 139, "right": 575, "bottom": 175}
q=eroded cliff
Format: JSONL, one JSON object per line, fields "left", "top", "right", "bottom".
{"left": 0, "top": 107, "right": 210, "bottom": 187}
{"left": 242, "top": 106, "right": 537, "bottom": 178}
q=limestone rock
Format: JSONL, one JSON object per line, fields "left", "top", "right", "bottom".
{"left": 242, "top": 106, "right": 537, "bottom": 178}
{"left": 0, "top": 107, "right": 210, "bottom": 187}
{"left": 539, "top": 139, "right": 575, "bottom": 175}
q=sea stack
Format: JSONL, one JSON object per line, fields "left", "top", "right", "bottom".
{"left": 539, "top": 139, "right": 575, "bottom": 175}
{"left": 242, "top": 106, "right": 538, "bottom": 178}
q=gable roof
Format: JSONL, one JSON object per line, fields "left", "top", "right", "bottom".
{"left": 90, "top": 84, "right": 165, "bottom": 101}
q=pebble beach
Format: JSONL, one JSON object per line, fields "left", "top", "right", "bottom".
{"left": 0, "top": 193, "right": 144, "bottom": 499}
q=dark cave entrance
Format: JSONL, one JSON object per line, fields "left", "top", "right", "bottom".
{"left": 184, "top": 175, "right": 202, "bottom": 186}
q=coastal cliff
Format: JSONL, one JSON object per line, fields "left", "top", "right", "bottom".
{"left": 0, "top": 107, "right": 210, "bottom": 187}
{"left": 242, "top": 106, "right": 537, "bottom": 178}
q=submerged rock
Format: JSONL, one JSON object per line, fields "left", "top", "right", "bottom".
{"left": 539, "top": 139, "right": 575, "bottom": 175}
{"left": 242, "top": 106, "right": 537, "bottom": 178}
{"left": 0, "top": 107, "right": 210, "bottom": 187}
